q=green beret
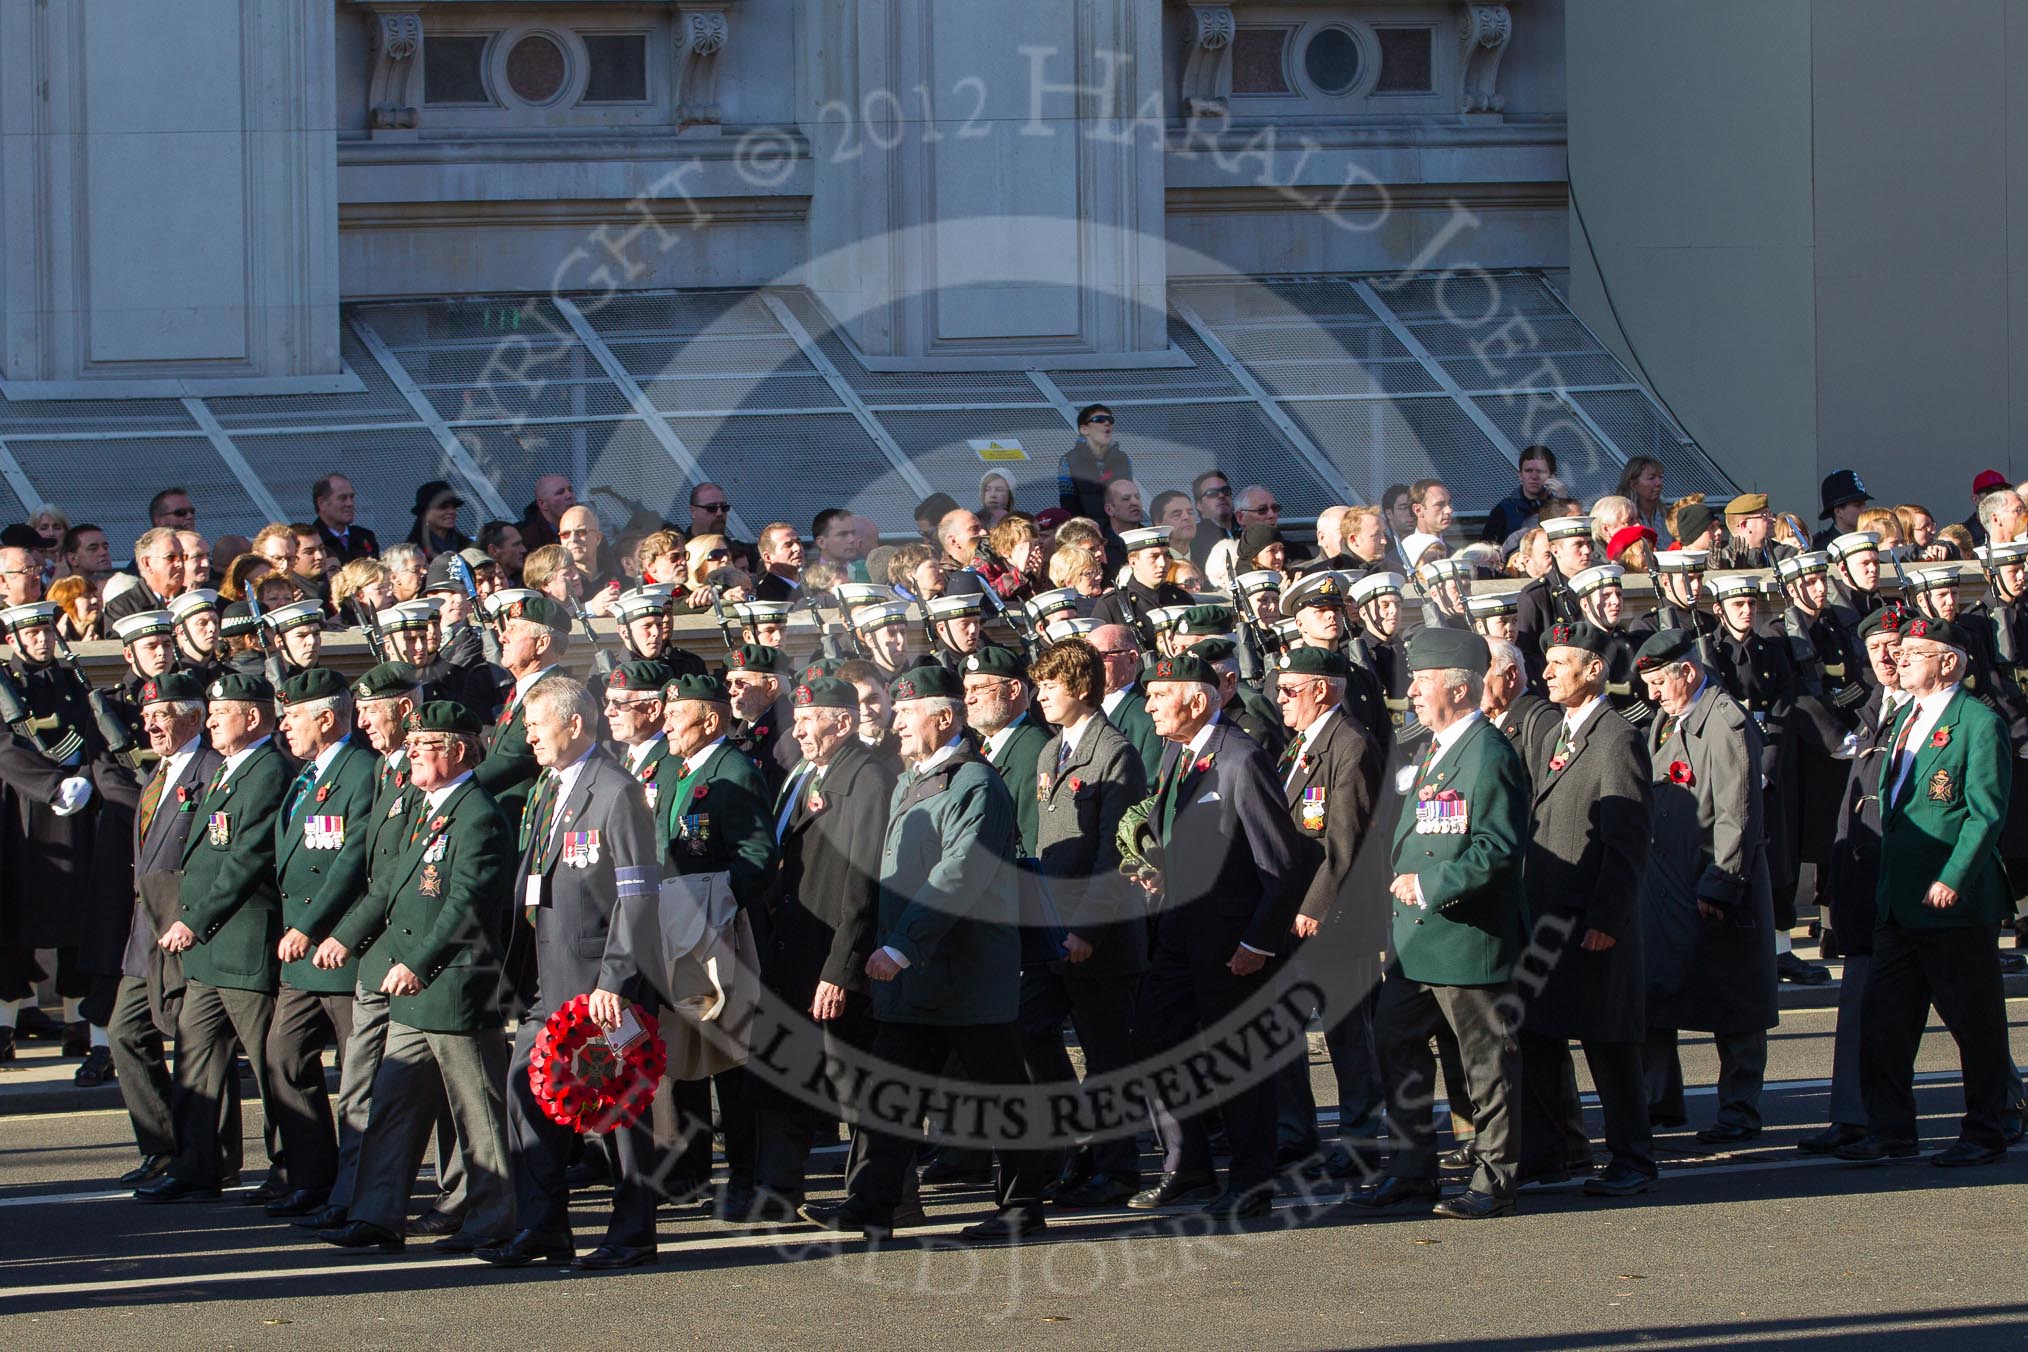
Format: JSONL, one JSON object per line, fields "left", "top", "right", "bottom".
{"left": 1901, "top": 615, "right": 1970, "bottom": 650}
{"left": 276, "top": 667, "right": 351, "bottom": 706}
{"left": 1176, "top": 604, "right": 1236, "bottom": 638}
{"left": 1187, "top": 637, "right": 1237, "bottom": 664}
{"left": 664, "top": 673, "right": 730, "bottom": 704}
{"left": 353, "top": 662, "right": 421, "bottom": 702}
{"left": 793, "top": 676, "right": 858, "bottom": 711}
{"left": 406, "top": 700, "right": 481, "bottom": 736}
{"left": 799, "top": 657, "right": 845, "bottom": 683}
{"left": 890, "top": 664, "right": 963, "bottom": 703}
{"left": 1405, "top": 627, "right": 1489, "bottom": 676}
{"left": 498, "top": 594, "right": 568, "bottom": 630}
{"left": 1278, "top": 646, "right": 1349, "bottom": 679}
{"left": 1858, "top": 606, "right": 1907, "bottom": 642}
{"left": 1143, "top": 651, "right": 1219, "bottom": 687}
{"left": 961, "top": 645, "right": 1026, "bottom": 680}
{"left": 1633, "top": 628, "right": 1697, "bottom": 670}
{"left": 725, "top": 643, "right": 787, "bottom": 676}
{"left": 206, "top": 672, "right": 274, "bottom": 704}
{"left": 1541, "top": 620, "right": 1612, "bottom": 658}
{"left": 605, "top": 660, "right": 675, "bottom": 695}
{"left": 138, "top": 671, "right": 206, "bottom": 706}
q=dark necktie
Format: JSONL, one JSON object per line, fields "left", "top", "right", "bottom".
{"left": 1887, "top": 705, "right": 1919, "bottom": 802}
{"left": 283, "top": 762, "right": 319, "bottom": 824}
{"left": 521, "top": 770, "right": 560, "bottom": 851}
{"left": 139, "top": 763, "right": 169, "bottom": 840}
{"left": 1055, "top": 738, "right": 1074, "bottom": 778}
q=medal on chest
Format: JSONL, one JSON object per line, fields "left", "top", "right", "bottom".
{"left": 419, "top": 862, "right": 442, "bottom": 898}
{"left": 1928, "top": 769, "right": 1955, "bottom": 803}
{"left": 207, "top": 811, "right": 231, "bottom": 846}
{"left": 561, "top": 829, "right": 602, "bottom": 868}
{"left": 386, "top": 795, "right": 406, "bottom": 820}
{"left": 1413, "top": 788, "right": 1467, "bottom": 834}
{"left": 678, "top": 812, "right": 713, "bottom": 852}
{"left": 643, "top": 782, "right": 658, "bottom": 812}
{"left": 1301, "top": 786, "right": 1327, "bottom": 832}
{"left": 422, "top": 833, "right": 448, "bottom": 864}
{"left": 303, "top": 814, "right": 346, "bottom": 850}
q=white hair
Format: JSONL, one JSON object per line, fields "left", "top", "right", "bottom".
{"left": 284, "top": 694, "right": 351, "bottom": 722}
{"left": 154, "top": 698, "right": 204, "bottom": 719}
{"left": 526, "top": 674, "right": 598, "bottom": 726}
{"left": 1484, "top": 638, "right": 1525, "bottom": 677}
{"left": 1434, "top": 666, "right": 1485, "bottom": 704}
{"left": 903, "top": 696, "right": 964, "bottom": 719}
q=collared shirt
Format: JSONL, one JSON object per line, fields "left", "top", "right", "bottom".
{"left": 1406, "top": 710, "right": 1483, "bottom": 911}
{"left": 156, "top": 735, "right": 203, "bottom": 812}
{"left": 1561, "top": 693, "right": 1607, "bottom": 743}
{"left": 1286, "top": 706, "right": 1337, "bottom": 792}
{"left": 545, "top": 745, "right": 596, "bottom": 849}
{"left": 1056, "top": 710, "right": 1098, "bottom": 762}
{"left": 1890, "top": 682, "right": 1961, "bottom": 803}
{"left": 307, "top": 735, "right": 350, "bottom": 784}
{"left": 681, "top": 735, "right": 728, "bottom": 779}
{"left": 423, "top": 769, "right": 474, "bottom": 813}
{"left": 980, "top": 714, "right": 1028, "bottom": 766}
{"left": 216, "top": 735, "right": 274, "bottom": 789}
{"left": 624, "top": 734, "right": 665, "bottom": 777}
{"left": 1101, "top": 685, "right": 1136, "bottom": 719}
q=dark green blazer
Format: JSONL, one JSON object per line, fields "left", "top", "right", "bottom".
{"left": 1388, "top": 714, "right": 1530, "bottom": 987}
{"left": 179, "top": 740, "right": 289, "bottom": 994}
{"left": 477, "top": 670, "right": 552, "bottom": 823}
{"left": 623, "top": 734, "right": 673, "bottom": 819}
{"left": 1108, "top": 683, "right": 1163, "bottom": 782}
{"left": 662, "top": 738, "right": 778, "bottom": 908}
{"left": 985, "top": 714, "right": 1050, "bottom": 857}
{"left": 380, "top": 777, "right": 515, "bottom": 1032}
{"left": 1878, "top": 686, "right": 2014, "bottom": 928}
{"left": 275, "top": 738, "right": 382, "bottom": 994}
{"left": 330, "top": 750, "right": 424, "bottom": 995}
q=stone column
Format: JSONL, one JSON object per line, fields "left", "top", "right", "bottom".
{"left": 797, "top": 0, "right": 1172, "bottom": 369}
{"left": 0, "top": 0, "right": 345, "bottom": 395}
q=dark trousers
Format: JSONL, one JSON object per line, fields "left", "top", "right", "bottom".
{"left": 1828, "top": 952, "right": 1871, "bottom": 1127}
{"left": 848, "top": 1019, "right": 1044, "bottom": 1218}
{"left": 751, "top": 997, "right": 922, "bottom": 1208}
{"left": 1017, "top": 965, "right": 1142, "bottom": 1182}
{"left": 263, "top": 986, "right": 354, "bottom": 1194}
{"left": 1274, "top": 978, "right": 1383, "bottom": 1152}
{"left": 1646, "top": 1028, "right": 1769, "bottom": 1131}
{"left": 506, "top": 1016, "right": 662, "bottom": 1246}
{"left": 166, "top": 981, "right": 274, "bottom": 1188}
{"left": 1373, "top": 975, "right": 1518, "bottom": 1197}
{"left": 1518, "top": 1031, "right": 1653, "bottom": 1176}
{"left": 1859, "top": 921, "right": 2013, "bottom": 1150}
{"left": 1132, "top": 944, "right": 1283, "bottom": 1194}
{"left": 108, "top": 974, "right": 177, "bottom": 1158}
{"left": 669, "top": 1066, "right": 754, "bottom": 1189}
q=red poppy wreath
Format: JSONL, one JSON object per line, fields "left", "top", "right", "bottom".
{"left": 528, "top": 993, "right": 667, "bottom": 1134}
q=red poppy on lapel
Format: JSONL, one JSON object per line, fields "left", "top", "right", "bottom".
{"left": 429, "top": 814, "right": 448, "bottom": 833}
{"left": 315, "top": 784, "right": 331, "bottom": 804}
{"left": 1298, "top": 752, "right": 1315, "bottom": 774}
{"left": 394, "top": 771, "right": 406, "bottom": 789}
{"left": 1548, "top": 754, "right": 1568, "bottom": 773}
{"left": 692, "top": 783, "right": 710, "bottom": 802}
{"left": 1931, "top": 726, "right": 1951, "bottom": 749}
{"left": 1193, "top": 754, "right": 1214, "bottom": 775}
{"left": 808, "top": 791, "right": 826, "bottom": 812}
{"left": 1069, "top": 776, "right": 1085, "bottom": 793}
{"left": 175, "top": 786, "right": 190, "bottom": 804}
{"left": 1667, "top": 760, "right": 1694, "bottom": 786}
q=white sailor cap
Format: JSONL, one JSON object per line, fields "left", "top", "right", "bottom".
{"left": 1026, "top": 587, "right": 1082, "bottom": 621}
{"left": 1774, "top": 552, "right": 1829, "bottom": 582}
{"left": 264, "top": 599, "right": 325, "bottom": 634}
{"left": 377, "top": 600, "right": 439, "bottom": 633}
{"left": 1118, "top": 526, "right": 1172, "bottom": 555}
{"left": 1146, "top": 605, "right": 1192, "bottom": 635}
{"left": 167, "top": 588, "right": 220, "bottom": 620}
{"left": 1044, "top": 618, "right": 1100, "bottom": 642}
{"left": 1652, "top": 549, "right": 1710, "bottom": 576}
{"left": 1348, "top": 571, "right": 1405, "bottom": 607}
{"left": 1464, "top": 592, "right": 1520, "bottom": 619}
{"left": 1707, "top": 572, "right": 1762, "bottom": 601}
{"left": 1567, "top": 564, "right": 1626, "bottom": 597}
{"left": 1827, "top": 531, "right": 1881, "bottom": 562}
{"left": 612, "top": 586, "right": 674, "bottom": 622}
{"left": 925, "top": 593, "right": 984, "bottom": 621}
{"left": 1233, "top": 569, "right": 1283, "bottom": 598}
{"left": 111, "top": 609, "right": 175, "bottom": 643}
{"left": 833, "top": 582, "right": 895, "bottom": 609}
{"left": 1543, "top": 515, "right": 1593, "bottom": 542}
{"left": 482, "top": 588, "right": 541, "bottom": 617}
{"left": 853, "top": 601, "right": 914, "bottom": 632}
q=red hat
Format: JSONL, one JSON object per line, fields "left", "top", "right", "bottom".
{"left": 1034, "top": 508, "right": 1072, "bottom": 532}
{"left": 1973, "top": 469, "right": 2009, "bottom": 495}
{"left": 1606, "top": 524, "right": 1657, "bottom": 562}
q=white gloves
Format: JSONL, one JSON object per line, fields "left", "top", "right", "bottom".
{"left": 51, "top": 776, "right": 93, "bottom": 816}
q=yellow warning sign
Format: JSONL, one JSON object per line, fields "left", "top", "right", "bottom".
{"left": 969, "top": 438, "right": 1028, "bottom": 463}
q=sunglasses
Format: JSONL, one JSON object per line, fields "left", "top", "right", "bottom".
{"left": 704, "top": 549, "right": 731, "bottom": 561}
{"left": 695, "top": 501, "right": 730, "bottom": 512}
{"left": 1083, "top": 414, "right": 1114, "bottom": 425}
{"left": 1197, "top": 485, "right": 1232, "bottom": 498}
{"left": 1246, "top": 503, "right": 1283, "bottom": 514}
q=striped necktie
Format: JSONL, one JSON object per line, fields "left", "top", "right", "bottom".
{"left": 138, "top": 763, "right": 169, "bottom": 840}
{"left": 284, "top": 762, "right": 319, "bottom": 824}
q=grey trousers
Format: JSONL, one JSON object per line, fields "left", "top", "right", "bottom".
{"left": 328, "top": 986, "right": 465, "bottom": 1214}
{"left": 263, "top": 986, "right": 354, "bottom": 1194}
{"left": 108, "top": 975, "right": 176, "bottom": 1158}
{"left": 1374, "top": 976, "right": 1519, "bottom": 1197}
{"left": 166, "top": 981, "right": 274, "bottom": 1188}
{"left": 1645, "top": 1027, "right": 1769, "bottom": 1131}
{"left": 1828, "top": 953, "right": 1871, "bottom": 1127}
{"left": 347, "top": 1022, "right": 513, "bottom": 1239}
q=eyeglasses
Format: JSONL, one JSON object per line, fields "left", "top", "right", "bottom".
{"left": 1243, "top": 503, "right": 1282, "bottom": 515}
{"left": 159, "top": 506, "right": 195, "bottom": 519}
{"left": 1083, "top": 414, "right": 1114, "bottom": 425}
{"left": 604, "top": 696, "right": 661, "bottom": 710}
{"left": 704, "top": 549, "right": 730, "bottom": 561}
{"left": 1092, "top": 647, "right": 1136, "bottom": 658}
{"left": 1197, "top": 485, "right": 1232, "bottom": 499}
{"left": 694, "top": 501, "right": 730, "bottom": 513}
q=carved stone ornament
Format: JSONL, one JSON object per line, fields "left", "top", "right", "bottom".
{"left": 1180, "top": 5, "right": 1236, "bottom": 119}
{"left": 674, "top": 7, "right": 730, "bottom": 126}
{"left": 368, "top": 11, "right": 423, "bottom": 131}
{"left": 1457, "top": 3, "right": 1513, "bottom": 114}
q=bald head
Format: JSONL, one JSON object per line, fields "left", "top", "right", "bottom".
{"left": 1316, "top": 505, "right": 1351, "bottom": 556}
{"left": 533, "top": 475, "right": 576, "bottom": 525}
{"left": 938, "top": 509, "right": 985, "bottom": 566}
{"left": 557, "top": 504, "right": 602, "bottom": 567}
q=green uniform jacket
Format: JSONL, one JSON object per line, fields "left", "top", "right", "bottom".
{"left": 179, "top": 740, "right": 289, "bottom": 994}
{"left": 985, "top": 714, "right": 1049, "bottom": 857}
{"left": 662, "top": 739, "right": 778, "bottom": 908}
{"left": 1108, "top": 683, "right": 1163, "bottom": 782}
{"left": 1388, "top": 715, "right": 1530, "bottom": 987}
{"left": 330, "top": 751, "right": 421, "bottom": 995}
{"left": 378, "top": 776, "right": 515, "bottom": 1032}
{"left": 275, "top": 738, "right": 382, "bottom": 994}
{"left": 477, "top": 670, "right": 552, "bottom": 825}
{"left": 1878, "top": 686, "right": 2014, "bottom": 928}
{"left": 624, "top": 734, "right": 673, "bottom": 819}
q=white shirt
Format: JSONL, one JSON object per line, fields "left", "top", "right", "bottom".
{"left": 505, "top": 663, "right": 559, "bottom": 714}
{"left": 1285, "top": 706, "right": 1337, "bottom": 792}
{"left": 680, "top": 735, "right": 727, "bottom": 779}
{"left": 1560, "top": 693, "right": 1606, "bottom": 744}
{"left": 154, "top": 735, "right": 204, "bottom": 813}
{"left": 1055, "top": 710, "right": 1098, "bottom": 763}
{"left": 307, "top": 735, "right": 350, "bottom": 784}
{"left": 1101, "top": 686, "right": 1135, "bottom": 718}
{"left": 882, "top": 733, "right": 970, "bottom": 970}
{"left": 543, "top": 745, "right": 596, "bottom": 850}
{"left": 216, "top": 735, "right": 274, "bottom": 789}
{"left": 1406, "top": 711, "right": 1484, "bottom": 910}
{"left": 624, "top": 734, "right": 666, "bottom": 776}
{"left": 980, "top": 714, "right": 1029, "bottom": 765}
{"left": 423, "top": 769, "right": 474, "bottom": 813}
{"left": 1889, "top": 682, "right": 1960, "bottom": 804}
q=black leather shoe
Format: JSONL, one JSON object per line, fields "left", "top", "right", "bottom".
{"left": 1930, "top": 1139, "right": 2005, "bottom": 1168}
{"left": 730, "top": 1188, "right": 805, "bottom": 1225}
{"left": 564, "top": 1158, "right": 611, "bottom": 1189}
{"left": 890, "top": 1202, "right": 930, "bottom": 1231}
{"left": 293, "top": 1204, "right": 347, "bottom": 1230}
{"left": 0, "top": 1026, "right": 15, "bottom": 1063}
{"left": 1776, "top": 951, "right": 1833, "bottom": 986}
{"left": 1432, "top": 1188, "right": 1514, "bottom": 1220}
{"left": 1834, "top": 1135, "right": 1919, "bottom": 1163}
{"left": 2005, "top": 1115, "right": 2026, "bottom": 1146}
{"left": 1321, "top": 1145, "right": 1382, "bottom": 1182}
{"left": 715, "top": 1182, "right": 757, "bottom": 1222}
{"left": 430, "top": 1231, "right": 501, "bottom": 1254}
{"left": 919, "top": 1158, "right": 995, "bottom": 1188}
{"left": 1515, "top": 1165, "right": 1571, "bottom": 1191}
{"left": 1202, "top": 1187, "right": 1274, "bottom": 1221}
{"left": 1042, "top": 1164, "right": 1093, "bottom": 1201}
{"left": 241, "top": 1178, "right": 289, "bottom": 1206}
{"left": 960, "top": 1210, "right": 1048, "bottom": 1244}
{"left": 1349, "top": 1177, "right": 1439, "bottom": 1209}
{"left": 119, "top": 1154, "right": 171, "bottom": 1187}
{"left": 1797, "top": 1124, "right": 1867, "bottom": 1155}
{"left": 797, "top": 1198, "right": 896, "bottom": 1240}
{"left": 406, "top": 1208, "right": 463, "bottom": 1236}
{"left": 17, "top": 1006, "right": 62, "bottom": 1039}
{"left": 265, "top": 1188, "right": 330, "bottom": 1218}
{"left": 1999, "top": 951, "right": 2026, "bottom": 974}
{"left": 317, "top": 1220, "right": 404, "bottom": 1252}
{"left": 1053, "top": 1173, "right": 1141, "bottom": 1209}
{"left": 475, "top": 1229, "right": 576, "bottom": 1267}
{"left": 73, "top": 1046, "right": 115, "bottom": 1086}
{"left": 135, "top": 1176, "right": 220, "bottom": 1203}
{"left": 1695, "top": 1121, "right": 1761, "bottom": 1146}
{"left": 1126, "top": 1172, "right": 1221, "bottom": 1210}
{"left": 576, "top": 1244, "right": 658, "bottom": 1270}
{"left": 1582, "top": 1164, "right": 1657, "bottom": 1198}
{"left": 1276, "top": 1139, "right": 1322, "bottom": 1168}
{"left": 1438, "top": 1144, "right": 1477, "bottom": 1171}
{"left": 655, "top": 1179, "right": 713, "bottom": 1210}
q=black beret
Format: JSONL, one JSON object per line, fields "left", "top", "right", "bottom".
{"left": 1278, "top": 646, "right": 1350, "bottom": 679}
{"left": 1405, "top": 627, "right": 1489, "bottom": 676}
{"left": 1634, "top": 628, "right": 1697, "bottom": 670}
{"left": 1143, "top": 652, "right": 1219, "bottom": 687}
{"left": 206, "top": 672, "right": 274, "bottom": 704}
{"left": 793, "top": 677, "right": 858, "bottom": 711}
{"left": 1675, "top": 502, "right": 1716, "bottom": 543}
{"left": 606, "top": 660, "right": 675, "bottom": 694}
{"left": 354, "top": 661, "right": 422, "bottom": 702}
{"left": 1858, "top": 606, "right": 1907, "bottom": 642}
{"left": 1237, "top": 523, "right": 1284, "bottom": 562}
{"left": 664, "top": 673, "right": 730, "bottom": 704}
{"left": 138, "top": 671, "right": 206, "bottom": 706}
{"left": 725, "top": 643, "right": 787, "bottom": 676}
{"left": 1176, "top": 604, "right": 1236, "bottom": 637}
{"left": 1901, "top": 616, "right": 1970, "bottom": 650}
{"left": 0, "top": 523, "right": 43, "bottom": 550}
{"left": 1541, "top": 620, "right": 1613, "bottom": 658}
{"left": 961, "top": 645, "right": 1026, "bottom": 680}
{"left": 406, "top": 700, "right": 481, "bottom": 736}
{"left": 276, "top": 667, "right": 350, "bottom": 705}
{"left": 890, "top": 664, "right": 963, "bottom": 702}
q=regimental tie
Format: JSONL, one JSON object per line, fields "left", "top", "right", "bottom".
{"left": 1056, "top": 737, "right": 1074, "bottom": 780}
{"left": 1886, "top": 703, "right": 1918, "bottom": 802}
{"left": 521, "top": 769, "right": 560, "bottom": 851}
{"left": 283, "top": 762, "right": 319, "bottom": 824}
{"left": 1547, "top": 722, "right": 1572, "bottom": 775}
{"left": 138, "top": 763, "right": 168, "bottom": 839}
